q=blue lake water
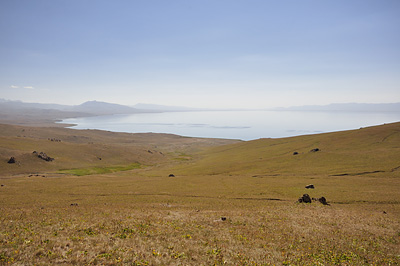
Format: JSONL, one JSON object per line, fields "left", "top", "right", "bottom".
{"left": 60, "top": 111, "right": 400, "bottom": 140}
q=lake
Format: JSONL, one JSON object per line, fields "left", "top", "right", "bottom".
{"left": 60, "top": 110, "right": 400, "bottom": 140}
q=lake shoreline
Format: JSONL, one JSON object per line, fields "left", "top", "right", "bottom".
{"left": 1, "top": 108, "right": 399, "bottom": 141}
{"left": 58, "top": 110, "right": 400, "bottom": 141}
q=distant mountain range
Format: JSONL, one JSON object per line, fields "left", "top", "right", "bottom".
{"left": 132, "top": 103, "right": 207, "bottom": 112}
{"left": 133, "top": 102, "right": 400, "bottom": 112}
{"left": 1, "top": 99, "right": 399, "bottom": 117}
{"left": 272, "top": 102, "right": 400, "bottom": 112}
{"left": 0, "top": 100, "right": 140, "bottom": 116}
{"left": 0, "top": 98, "right": 70, "bottom": 111}
{"left": 0, "top": 100, "right": 146, "bottom": 125}
{"left": 70, "top": 100, "right": 139, "bottom": 115}
{"left": 1, "top": 98, "right": 398, "bottom": 129}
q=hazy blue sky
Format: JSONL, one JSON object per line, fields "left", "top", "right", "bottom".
{"left": 1, "top": 0, "right": 399, "bottom": 108}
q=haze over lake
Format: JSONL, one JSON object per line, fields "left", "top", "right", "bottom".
{"left": 61, "top": 111, "right": 400, "bottom": 140}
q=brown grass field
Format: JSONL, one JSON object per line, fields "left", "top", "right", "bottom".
{"left": 0, "top": 122, "right": 399, "bottom": 265}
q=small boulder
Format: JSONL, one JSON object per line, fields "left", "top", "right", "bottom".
{"left": 293, "top": 152, "right": 299, "bottom": 155}
{"left": 7, "top": 157, "right": 16, "bottom": 164}
{"left": 37, "top": 152, "right": 54, "bottom": 162}
{"left": 310, "top": 148, "right": 320, "bottom": 152}
{"left": 305, "top": 184, "right": 315, "bottom": 189}
{"left": 169, "top": 174, "right": 175, "bottom": 177}
{"left": 318, "top": 197, "right": 329, "bottom": 205}
{"left": 298, "top": 194, "right": 312, "bottom": 203}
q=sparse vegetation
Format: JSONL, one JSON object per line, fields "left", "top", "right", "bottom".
{"left": 1, "top": 122, "right": 399, "bottom": 264}
{"left": 59, "top": 163, "right": 141, "bottom": 176}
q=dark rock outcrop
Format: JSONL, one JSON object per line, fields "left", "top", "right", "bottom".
{"left": 298, "top": 194, "right": 312, "bottom": 203}
{"left": 33, "top": 151, "right": 54, "bottom": 162}
{"left": 318, "top": 197, "right": 329, "bottom": 205}
{"left": 312, "top": 196, "right": 330, "bottom": 205}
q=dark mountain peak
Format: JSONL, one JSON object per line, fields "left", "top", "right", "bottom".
{"left": 74, "top": 100, "right": 137, "bottom": 115}
{"left": 79, "top": 100, "right": 116, "bottom": 106}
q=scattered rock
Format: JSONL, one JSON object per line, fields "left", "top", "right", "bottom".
{"left": 298, "top": 194, "right": 312, "bottom": 203}
{"left": 29, "top": 174, "right": 45, "bottom": 177}
{"left": 33, "top": 151, "right": 54, "bottom": 162}
{"left": 310, "top": 148, "right": 320, "bottom": 152}
{"left": 169, "top": 174, "right": 175, "bottom": 177}
{"left": 383, "top": 211, "right": 387, "bottom": 214}
{"left": 70, "top": 203, "right": 79, "bottom": 206}
{"left": 318, "top": 197, "right": 329, "bottom": 205}
{"left": 1, "top": 184, "right": 4, "bottom": 187}
{"left": 7, "top": 157, "right": 16, "bottom": 164}
{"left": 213, "top": 217, "right": 227, "bottom": 222}
{"left": 148, "top": 150, "right": 153, "bottom": 154}
{"left": 311, "top": 196, "right": 330, "bottom": 205}
{"left": 305, "top": 184, "right": 315, "bottom": 189}
{"left": 293, "top": 152, "right": 299, "bottom": 155}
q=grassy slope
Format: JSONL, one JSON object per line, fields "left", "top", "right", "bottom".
{"left": 159, "top": 122, "right": 400, "bottom": 205}
{"left": 172, "top": 122, "right": 400, "bottom": 176}
{"left": 0, "top": 123, "right": 237, "bottom": 175}
{"left": 0, "top": 122, "right": 399, "bottom": 265}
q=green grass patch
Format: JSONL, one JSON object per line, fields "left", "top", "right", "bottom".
{"left": 59, "top": 163, "right": 141, "bottom": 176}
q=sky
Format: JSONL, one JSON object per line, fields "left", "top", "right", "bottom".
{"left": 0, "top": 0, "right": 399, "bottom": 109}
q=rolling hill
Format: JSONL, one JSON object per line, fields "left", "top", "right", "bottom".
{"left": 170, "top": 122, "right": 400, "bottom": 177}
{"left": 1, "top": 122, "right": 400, "bottom": 265}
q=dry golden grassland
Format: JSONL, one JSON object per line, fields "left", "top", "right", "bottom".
{"left": 0, "top": 122, "right": 400, "bottom": 265}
